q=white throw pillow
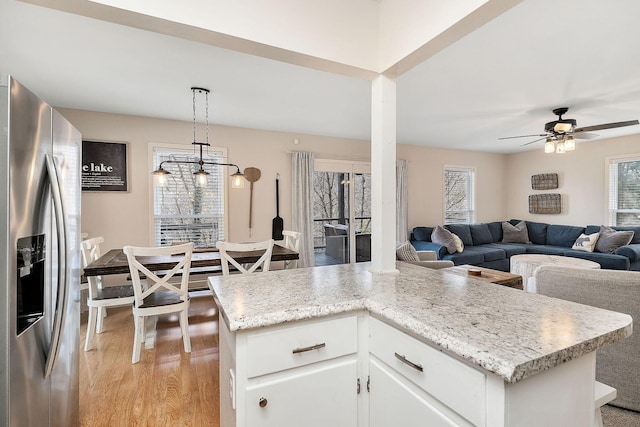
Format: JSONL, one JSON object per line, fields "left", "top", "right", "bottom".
{"left": 396, "top": 241, "right": 420, "bottom": 261}
{"left": 452, "top": 233, "right": 464, "bottom": 253}
{"left": 571, "top": 232, "right": 600, "bottom": 252}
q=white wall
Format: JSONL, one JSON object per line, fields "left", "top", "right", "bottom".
{"left": 505, "top": 134, "right": 640, "bottom": 226}
{"left": 397, "top": 144, "right": 508, "bottom": 230}
{"left": 60, "top": 108, "right": 508, "bottom": 252}
{"left": 60, "top": 109, "right": 370, "bottom": 252}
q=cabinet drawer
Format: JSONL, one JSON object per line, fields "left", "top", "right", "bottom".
{"left": 246, "top": 315, "right": 358, "bottom": 378}
{"left": 369, "top": 317, "right": 486, "bottom": 426}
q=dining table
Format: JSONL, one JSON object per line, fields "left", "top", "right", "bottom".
{"left": 82, "top": 244, "right": 299, "bottom": 349}
{"left": 82, "top": 244, "right": 299, "bottom": 277}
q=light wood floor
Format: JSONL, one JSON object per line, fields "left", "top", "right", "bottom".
{"left": 79, "top": 295, "right": 221, "bottom": 426}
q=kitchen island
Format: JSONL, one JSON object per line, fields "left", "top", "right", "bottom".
{"left": 208, "top": 262, "right": 632, "bottom": 427}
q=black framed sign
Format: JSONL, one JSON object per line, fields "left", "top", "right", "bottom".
{"left": 82, "top": 140, "right": 128, "bottom": 192}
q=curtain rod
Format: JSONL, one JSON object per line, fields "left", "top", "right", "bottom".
{"left": 286, "top": 150, "right": 409, "bottom": 164}
{"left": 286, "top": 150, "right": 370, "bottom": 162}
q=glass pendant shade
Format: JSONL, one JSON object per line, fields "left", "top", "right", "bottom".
{"left": 555, "top": 140, "right": 566, "bottom": 153}
{"left": 564, "top": 136, "right": 576, "bottom": 151}
{"left": 153, "top": 168, "right": 171, "bottom": 187}
{"left": 544, "top": 139, "right": 556, "bottom": 154}
{"left": 194, "top": 168, "right": 209, "bottom": 187}
{"left": 231, "top": 171, "right": 245, "bottom": 189}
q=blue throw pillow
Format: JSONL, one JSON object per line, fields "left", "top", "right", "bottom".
{"left": 445, "top": 224, "right": 473, "bottom": 246}
{"left": 412, "top": 227, "right": 433, "bottom": 242}
{"left": 469, "top": 224, "right": 493, "bottom": 245}
{"left": 486, "top": 222, "right": 503, "bottom": 242}
{"left": 546, "top": 224, "right": 585, "bottom": 247}
{"left": 525, "top": 221, "right": 549, "bottom": 245}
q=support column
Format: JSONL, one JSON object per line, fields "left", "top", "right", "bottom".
{"left": 370, "top": 74, "right": 398, "bottom": 274}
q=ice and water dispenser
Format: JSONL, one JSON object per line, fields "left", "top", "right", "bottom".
{"left": 16, "top": 234, "right": 46, "bottom": 335}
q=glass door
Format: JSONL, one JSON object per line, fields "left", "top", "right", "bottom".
{"left": 313, "top": 160, "right": 371, "bottom": 266}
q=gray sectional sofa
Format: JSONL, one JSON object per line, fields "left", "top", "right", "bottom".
{"left": 410, "top": 220, "right": 640, "bottom": 271}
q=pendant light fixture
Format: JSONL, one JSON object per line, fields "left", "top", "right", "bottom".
{"left": 152, "top": 87, "right": 245, "bottom": 188}
{"left": 543, "top": 135, "right": 576, "bottom": 154}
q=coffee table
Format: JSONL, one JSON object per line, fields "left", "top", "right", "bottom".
{"left": 510, "top": 254, "right": 600, "bottom": 292}
{"left": 441, "top": 264, "right": 523, "bottom": 290}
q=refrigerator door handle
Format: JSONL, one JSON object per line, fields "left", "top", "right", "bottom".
{"left": 44, "top": 154, "right": 69, "bottom": 379}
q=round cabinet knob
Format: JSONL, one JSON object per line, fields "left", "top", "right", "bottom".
{"left": 259, "top": 397, "right": 268, "bottom": 408}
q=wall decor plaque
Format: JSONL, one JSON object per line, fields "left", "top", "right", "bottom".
{"left": 529, "top": 193, "right": 561, "bottom": 214}
{"left": 82, "top": 140, "right": 128, "bottom": 191}
{"left": 531, "top": 173, "right": 558, "bottom": 190}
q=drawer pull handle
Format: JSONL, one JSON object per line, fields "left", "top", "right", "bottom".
{"left": 259, "top": 397, "right": 268, "bottom": 408}
{"left": 394, "top": 352, "right": 423, "bottom": 372}
{"left": 292, "top": 342, "right": 326, "bottom": 354}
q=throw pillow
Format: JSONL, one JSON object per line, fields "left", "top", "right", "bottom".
{"left": 412, "top": 227, "right": 433, "bottom": 242}
{"left": 396, "top": 241, "right": 420, "bottom": 261}
{"left": 469, "top": 223, "right": 493, "bottom": 245}
{"left": 595, "top": 226, "right": 634, "bottom": 254}
{"left": 431, "top": 225, "right": 457, "bottom": 254}
{"left": 571, "top": 232, "right": 600, "bottom": 252}
{"left": 445, "top": 224, "right": 473, "bottom": 246}
{"left": 502, "top": 221, "right": 530, "bottom": 244}
{"left": 452, "top": 233, "right": 464, "bottom": 253}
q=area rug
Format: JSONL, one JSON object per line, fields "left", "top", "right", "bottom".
{"left": 601, "top": 404, "right": 640, "bottom": 427}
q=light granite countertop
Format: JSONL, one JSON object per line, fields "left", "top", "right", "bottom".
{"left": 208, "top": 262, "right": 632, "bottom": 383}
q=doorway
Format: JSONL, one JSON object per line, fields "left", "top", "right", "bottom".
{"left": 313, "top": 160, "right": 371, "bottom": 266}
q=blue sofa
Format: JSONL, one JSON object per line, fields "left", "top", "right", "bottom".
{"left": 410, "top": 220, "right": 640, "bottom": 272}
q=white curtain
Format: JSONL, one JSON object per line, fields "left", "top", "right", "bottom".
{"left": 396, "top": 159, "right": 409, "bottom": 244}
{"left": 291, "top": 152, "right": 315, "bottom": 267}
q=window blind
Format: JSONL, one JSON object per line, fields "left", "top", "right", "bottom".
{"left": 444, "top": 166, "right": 476, "bottom": 224}
{"left": 608, "top": 157, "right": 640, "bottom": 226}
{"left": 152, "top": 146, "right": 226, "bottom": 247}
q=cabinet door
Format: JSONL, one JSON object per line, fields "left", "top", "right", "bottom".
{"left": 369, "top": 359, "right": 462, "bottom": 427}
{"left": 245, "top": 359, "right": 358, "bottom": 427}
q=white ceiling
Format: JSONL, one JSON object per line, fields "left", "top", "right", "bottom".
{"left": 2, "top": 0, "right": 640, "bottom": 154}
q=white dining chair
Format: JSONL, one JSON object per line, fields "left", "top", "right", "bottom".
{"left": 216, "top": 239, "right": 275, "bottom": 275}
{"left": 81, "top": 237, "right": 135, "bottom": 352}
{"left": 282, "top": 230, "right": 301, "bottom": 269}
{"left": 123, "top": 243, "right": 194, "bottom": 364}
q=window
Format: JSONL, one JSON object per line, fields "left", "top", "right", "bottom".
{"left": 608, "top": 155, "right": 640, "bottom": 226}
{"left": 151, "top": 144, "right": 227, "bottom": 248}
{"left": 444, "top": 166, "right": 475, "bottom": 224}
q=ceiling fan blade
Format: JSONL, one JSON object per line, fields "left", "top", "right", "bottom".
{"left": 574, "top": 120, "right": 639, "bottom": 133}
{"left": 573, "top": 132, "right": 598, "bottom": 140}
{"left": 499, "top": 134, "right": 548, "bottom": 140}
{"left": 521, "top": 136, "right": 547, "bottom": 147}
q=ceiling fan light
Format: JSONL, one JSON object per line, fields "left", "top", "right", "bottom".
{"left": 555, "top": 140, "right": 566, "bottom": 154}
{"left": 554, "top": 122, "right": 573, "bottom": 133}
{"left": 564, "top": 136, "right": 576, "bottom": 151}
{"left": 544, "top": 139, "right": 556, "bottom": 154}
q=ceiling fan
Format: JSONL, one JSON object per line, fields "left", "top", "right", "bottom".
{"left": 499, "top": 107, "right": 639, "bottom": 152}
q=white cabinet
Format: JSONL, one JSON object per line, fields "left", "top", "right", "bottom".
{"left": 369, "top": 317, "right": 484, "bottom": 427}
{"left": 220, "top": 313, "right": 361, "bottom": 427}
{"left": 246, "top": 359, "right": 358, "bottom": 426}
{"left": 369, "top": 359, "right": 460, "bottom": 427}
{"left": 219, "top": 312, "right": 598, "bottom": 427}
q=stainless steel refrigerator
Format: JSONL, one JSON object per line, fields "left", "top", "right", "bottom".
{"left": 0, "top": 74, "right": 80, "bottom": 426}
